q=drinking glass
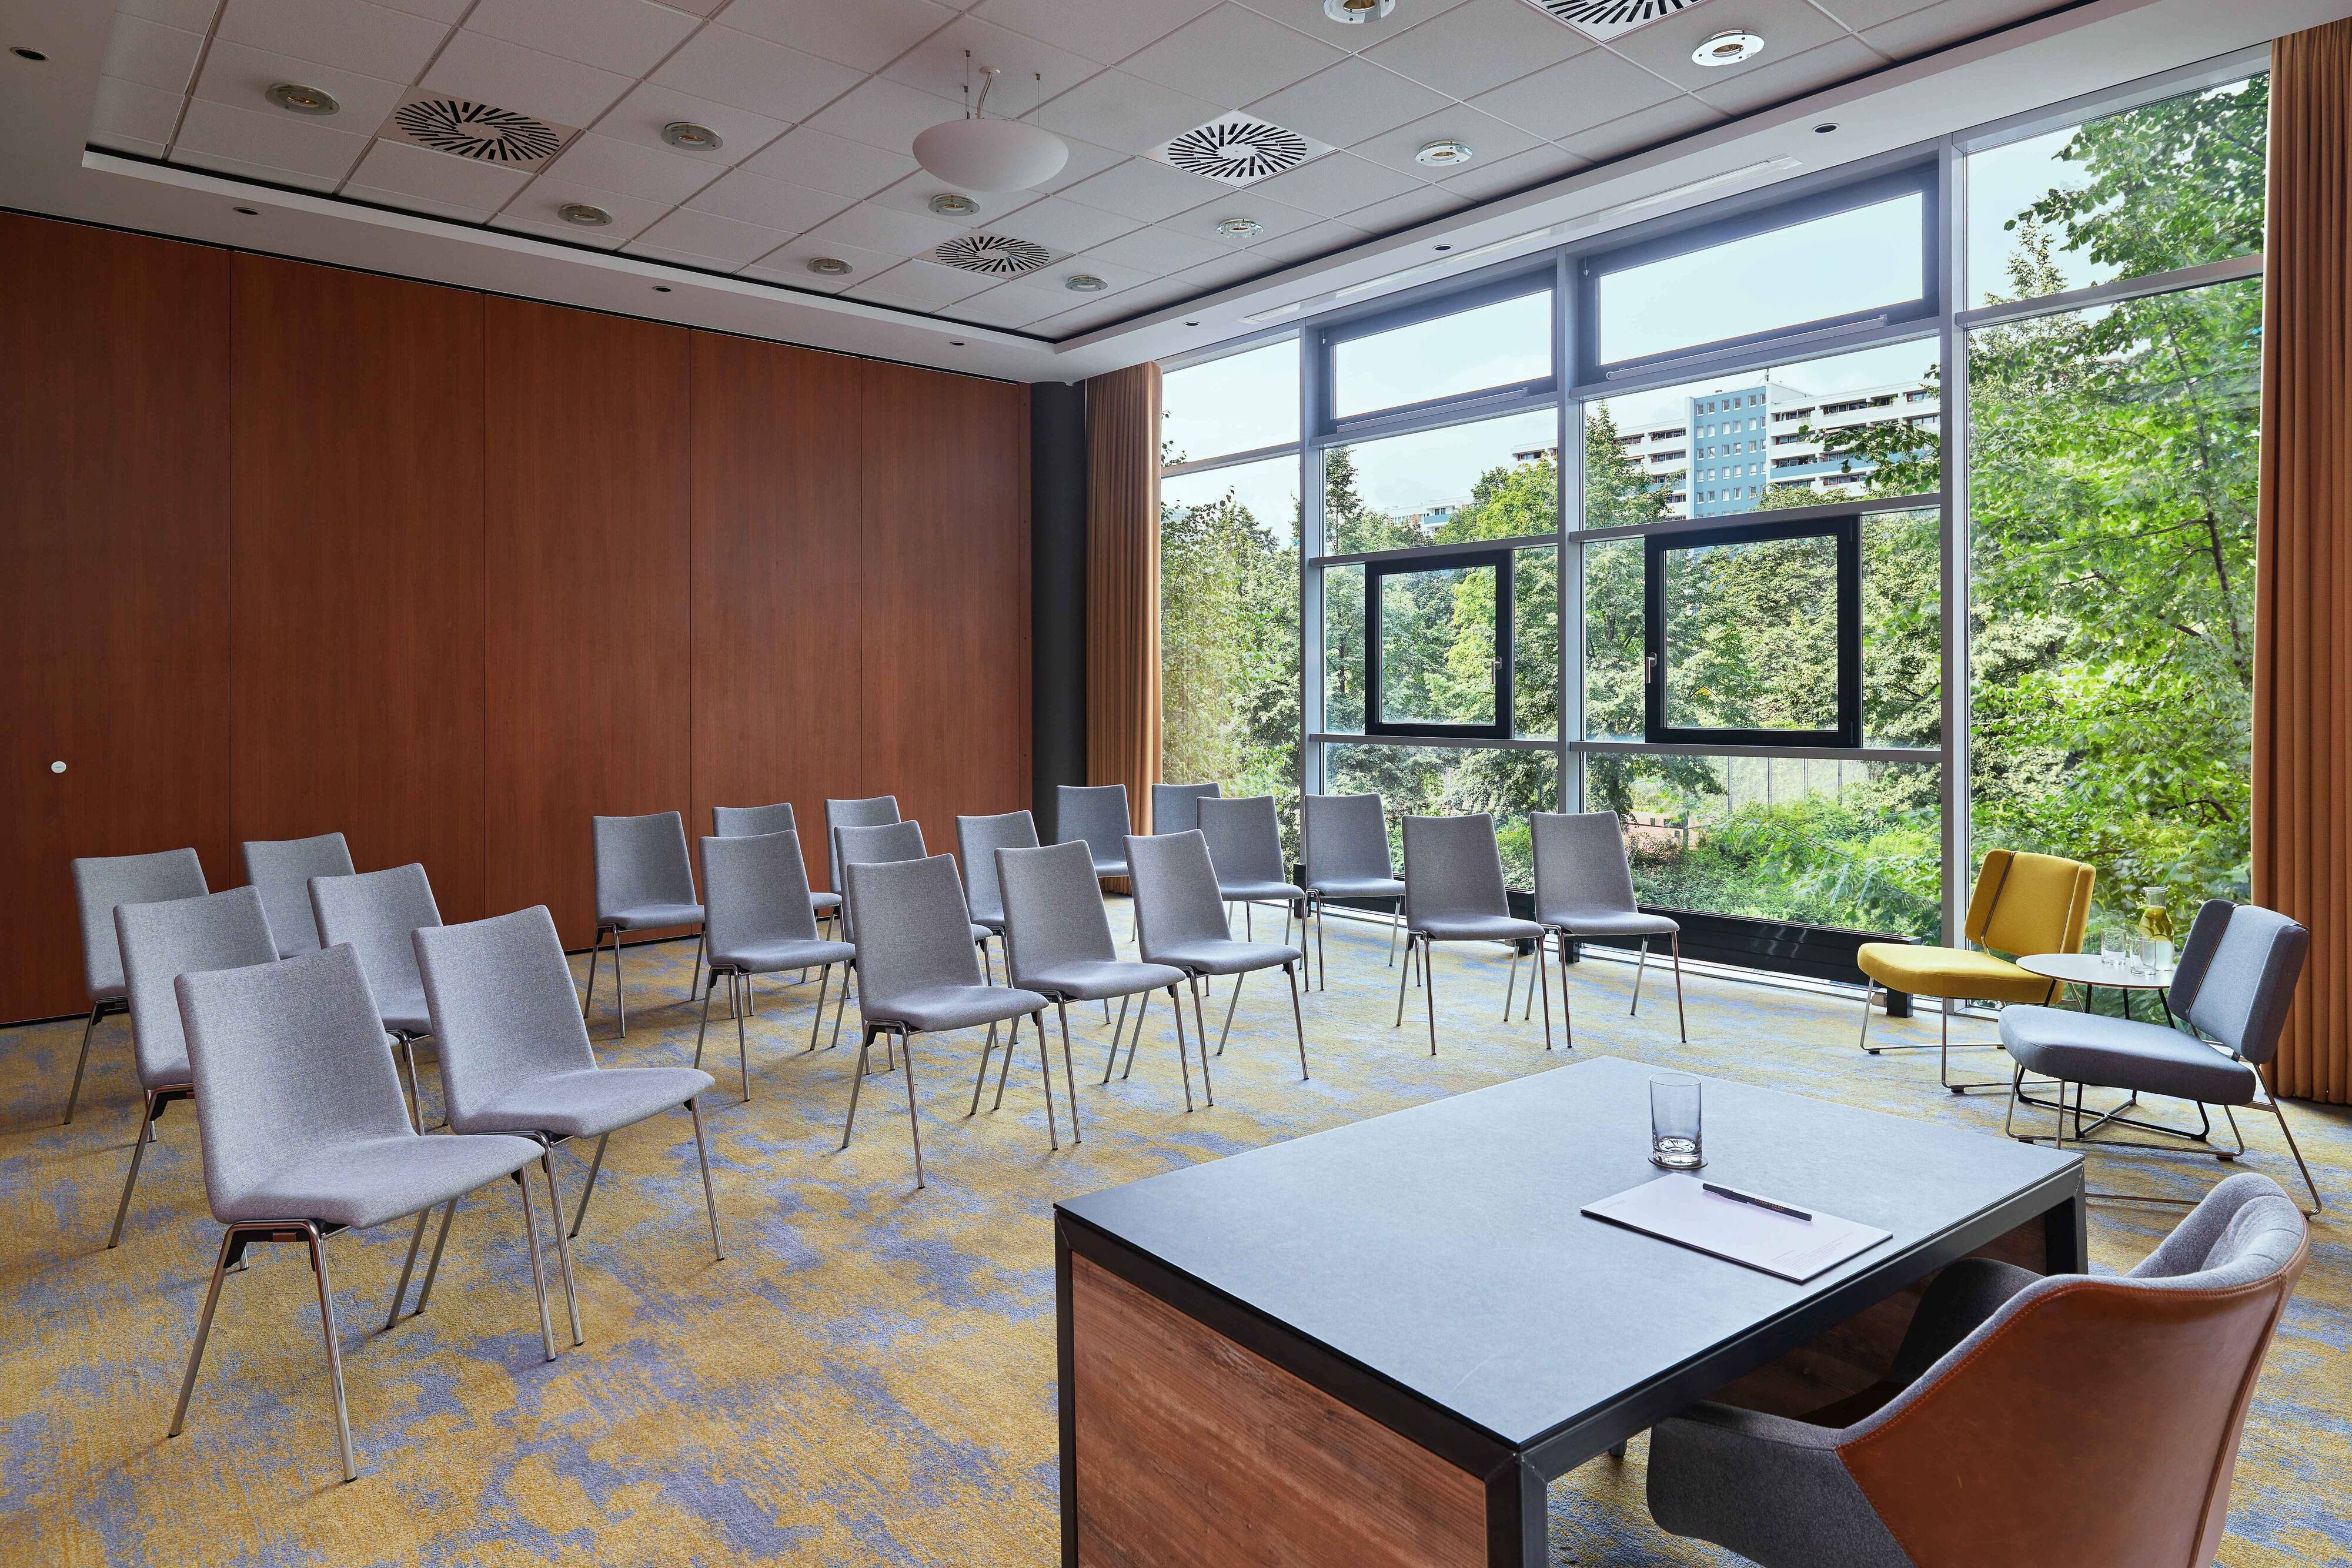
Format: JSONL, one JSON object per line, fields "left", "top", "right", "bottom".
{"left": 2100, "top": 925, "right": 2127, "bottom": 968}
{"left": 1650, "top": 1073, "right": 1703, "bottom": 1171}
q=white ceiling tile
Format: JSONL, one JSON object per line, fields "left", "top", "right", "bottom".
{"left": 628, "top": 207, "right": 789, "bottom": 265}
{"left": 1035, "top": 70, "right": 1220, "bottom": 158}
{"left": 1235, "top": 149, "right": 1422, "bottom": 218}
{"left": 344, "top": 183, "right": 495, "bottom": 221}
{"left": 542, "top": 131, "right": 725, "bottom": 203}
{"left": 369, "top": 0, "right": 473, "bottom": 21}
{"left": 193, "top": 40, "right": 411, "bottom": 131}
{"left": 1811, "top": 0, "right": 1942, "bottom": 28}
{"left": 943, "top": 284, "right": 1061, "bottom": 328}
{"left": 1226, "top": 0, "right": 1474, "bottom": 51}
{"left": 1468, "top": 47, "right": 1678, "bottom": 141}
{"left": 215, "top": 0, "right": 449, "bottom": 82}
{"left": 866, "top": 173, "right": 1041, "bottom": 228}
{"left": 1120, "top": 4, "right": 1345, "bottom": 111}
{"left": 91, "top": 130, "right": 169, "bottom": 158}
{"left": 990, "top": 192, "right": 1135, "bottom": 252}
{"left": 101, "top": 15, "right": 205, "bottom": 94}
{"left": 1079, "top": 222, "right": 1230, "bottom": 272}
{"left": 656, "top": 0, "right": 725, "bottom": 16}
{"left": 1245, "top": 214, "right": 1368, "bottom": 265}
{"left": 1172, "top": 249, "right": 1269, "bottom": 291}
{"left": 173, "top": 97, "right": 372, "bottom": 179}
{"left": 347, "top": 136, "right": 535, "bottom": 209}
{"left": 739, "top": 236, "right": 901, "bottom": 289}
{"left": 1245, "top": 58, "right": 1446, "bottom": 150}
{"left": 116, "top": 0, "right": 224, "bottom": 31}
{"left": 1025, "top": 297, "right": 1133, "bottom": 335}
{"left": 493, "top": 214, "right": 629, "bottom": 248}
{"left": 497, "top": 175, "right": 670, "bottom": 237}
{"left": 423, "top": 31, "right": 636, "bottom": 126}
{"left": 1361, "top": 0, "right": 1592, "bottom": 101}
{"left": 1599, "top": 0, "right": 1849, "bottom": 93}
{"left": 1432, "top": 141, "right": 1585, "bottom": 200}
{"left": 1057, "top": 156, "right": 1222, "bottom": 222}
{"left": 1692, "top": 36, "right": 1886, "bottom": 115}
{"left": 1335, "top": 181, "right": 1461, "bottom": 233}
{"left": 1349, "top": 106, "right": 1536, "bottom": 179}
{"left": 91, "top": 74, "right": 186, "bottom": 147}
{"left": 722, "top": 0, "right": 957, "bottom": 73}
{"left": 800, "top": 200, "right": 965, "bottom": 257}
{"left": 685, "top": 167, "right": 853, "bottom": 233}
{"left": 1859, "top": 0, "right": 2059, "bottom": 60}
{"left": 172, "top": 149, "right": 342, "bottom": 191}
{"left": 968, "top": 0, "right": 1221, "bottom": 68}
{"left": 597, "top": 83, "right": 790, "bottom": 168}
{"left": 1004, "top": 254, "right": 1152, "bottom": 297}
{"left": 1027, "top": 132, "right": 1125, "bottom": 194}
{"left": 846, "top": 258, "right": 994, "bottom": 309}
{"left": 463, "top": 0, "right": 700, "bottom": 79}
{"left": 800, "top": 75, "right": 965, "bottom": 156}
{"left": 1553, "top": 94, "right": 1725, "bottom": 161}
{"left": 740, "top": 125, "right": 918, "bottom": 199}
{"left": 881, "top": 13, "right": 1101, "bottom": 105}
{"left": 1155, "top": 194, "right": 1318, "bottom": 248}
{"left": 650, "top": 26, "right": 869, "bottom": 125}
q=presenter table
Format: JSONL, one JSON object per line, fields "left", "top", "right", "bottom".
{"left": 1055, "top": 1055, "right": 2084, "bottom": 1568}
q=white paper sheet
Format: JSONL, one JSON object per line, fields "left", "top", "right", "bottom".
{"left": 1580, "top": 1174, "right": 1893, "bottom": 1283}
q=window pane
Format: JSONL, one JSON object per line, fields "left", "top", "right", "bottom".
{"left": 1661, "top": 531, "right": 1840, "bottom": 734}
{"left": 1322, "top": 561, "right": 1365, "bottom": 733}
{"left": 1324, "top": 407, "right": 1557, "bottom": 554}
{"left": 1583, "top": 755, "right": 1943, "bottom": 942}
{"left": 1513, "top": 546, "right": 1559, "bottom": 739}
{"left": 1863, "top": 507, "right": 1940, "bottom": 748}
{"left": 1164, "top": 455, "right": 1299, "bottom": 544}
{"left": 1378, "top": 564, "right": 1497, "bottom": 727}
{"left": 1580, "top": 340, "right": 1940, "bottom": 526}
{"left": 1967, "top": 278, "right": 2260, "bottom": 934}
{"left": 1162, "top": 338, "right": 1298, "bottom": 464}
{"left": 1332, "top": 289, "right": 1551, "bottom": 420}
{"left": 1595, "top": 193, "right": 1925, "bottom": 366}
{"left": 1325, "top": 743, "right": 1555, "bottom": 886}
{"left": 1965, "top": 75, "right": 2266, "bottom": 309}
{"left": 1581, "top": 537, "right": 1643, "bottom": 742}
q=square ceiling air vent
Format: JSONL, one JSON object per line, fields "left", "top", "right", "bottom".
{"left": 1148, "top": 112, "right": 1332, "bottom": 186}
{"left": 379, "top": 89, "right": 579, "bottom": 168}
{"left": 1515, "top": 0, "right": 1712, "bottom": 42}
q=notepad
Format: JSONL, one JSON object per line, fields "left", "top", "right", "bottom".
{"left": 1581, "top": 1174, "right": 1893, "bottom": 1283}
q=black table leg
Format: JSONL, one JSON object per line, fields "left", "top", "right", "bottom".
{"left": 2043, "top": 1185, "right": 2089, "bottom": 1275}
{"left": 1486, "top": 1455, "right": 1548, "bottom": 1568}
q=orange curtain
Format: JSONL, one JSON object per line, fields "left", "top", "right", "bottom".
{"left": 2251, "top": 19, "right": 2352, "bottom": 1105}
{"left": 1085, "top": 363, "right": 1162, "bottom": 845}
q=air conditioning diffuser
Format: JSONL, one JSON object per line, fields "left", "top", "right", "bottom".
{"left": 1149, "top": 113, "right": 1330, "bottom": 186}
{"left": 380, "top": 91, "right": 578, "bottom": 168}
{"left": 1514, "top": 0, "right": 1712, "bottom": 42}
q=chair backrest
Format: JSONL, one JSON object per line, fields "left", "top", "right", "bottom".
{"left": 712, "top": 801, "right": 795, "bottom": 838}
{"left": 1302, "top": 793, "right": 1394, "bottom": 886}
{"left": 997, "top": 840, "right": 1118, "bottom": 982}
{"left": 835, "top": 820, "right": 928, "bottom": 941}
{"left": 1057, "top": 784, "right": 1132, "bottom": 869}
{"left": 72, "top": 848, "right": 209, "bottom": 1000}
{"left": 592, "top": 811, "right": 698, "bottom": 921}
{"left": 1962, "top": 848, "right": 2095, "bottom": 959}
{"left": 1151, "top": 782, "right": 1221, "bottom": 837}
{"left": 176, "top": 944, "right": 416, "bottom": 1223}
{"left": 824, "top": 795, "right": 901, "bottom": 893}
{"left": 415, "top": 905, "right": 600, "bottom": 1128}
{"left": 310, "top": 863, "right": 440, "bottom": 1012}
{"left": 1401, "top": 814, "right": 1509, "bottom": 926}
{"left": 115, "top": 887, "right": 278, "bottom": 1092}
{"left": 1530, "top": 811, "right": 1639, "bottom": 920}
{"left": 1125, "top": 830, "right": 1232, "bottom": 959}
{"left": 1197, "top": 795, "right": 1287, "bottom": 885}
{"left": 1838, "top": 1173, "right": 2306, "bottom": 1568}
{"left": 239, "top": 832, "right": 353, "bottom": 958}
{"left": 846, "top": 855, "right": 983, "bottom": 1015}
{"left": 2165, "top": 901, "right": 2309, "bottom": 1068}
{"left": 700, "top": 828, "right": 821, "bottom": 952}
{"left": 957, "top": 810, "right": 1040, "bottom": 926}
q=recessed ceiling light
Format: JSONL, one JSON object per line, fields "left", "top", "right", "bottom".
{"left": 11, "top": 46, "right": 46, "bottom": 62}
{"left": 1065, "top": 274, "right": 1107, "bottom": 292}
{"left": 1692, "top": 30, "right": 1764, "bottom": 67}
{"left": 1813, "top": 121, "right": 1839, "bottom": 135}
{"left": 232, "top": 206, "right": 258, "bottom": 216}
{"left": 951, "top": 340, "right": 967, "bottom": 346}
{"left": 266, "top": 82, "right": 340, "bottom": 115}
{"left": 653, "top": 285, "right": 672, "bottom": 292}
{"left": 1415, "top": 139, "right": 1473, "bottom": 168}
{"left": 1434, "top": 242, "right": 1452, "bottom": 252}
{"left": 1215, "top": 216, "right": 1262, "bottom": 239}
{"left": 660, "top": 121, "right": 722, "bottom": 151}
{"left": 807, "top": 256, "right": 852, "bottom": 275}
{"left": 1322, "top": 0, "right": 1394, "bottom": 22}
{"left": 1184, "top": 320, "right": 1201, "bottom": 327}
{"left": 928, "top": 192, "right": 980, "bottom": 216}
{"left": 559, "top": 203, "right": 612, "bottom": 226}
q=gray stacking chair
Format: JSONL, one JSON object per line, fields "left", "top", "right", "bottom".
{"left": 714, "top": 802, "right": 837, "bottom": 940}
{"left": 239, "top": 833, "right": 353, "bottom": 958}
{"left": 2000, "top": 900, "right": 2322, "bottom": 1212}
{"left": 696, "top": 829, "right": 855, "bottom": 1099}
{"left": 1150, "top": 781, "right": 1221, "bottom": 837}
{"left": 841, "top": 854, "right": 1054, "bottom": 1190}
{"left": 586, "top": 811, "right": 704, "bottom": 1038}
{"left": 998, "top": 840, "right": 1197, "bottom": 1109}
{"left": 1057, "top": 783, "right": 1134, "bottom": 887}
{"left": 1197, "top": 795, "right": 1306, "bottom": 950}
{"left": 836, "top": 819, "right": 1000, "bottom": 1051}
{"left": 1531, "top": 810, "right": 1683, "bottom": 1042}
{"left": 66, "top": 847, "right": 209, "bottom": 1124}
{"left": 1397, "top": 814, "right": 1551, "bottom": 1056}
{"left": 417, "top": 905, "right": 724, "bottom": 1296}
{"left": 823, "top": 794, "right": 901, "bottom": 911}
{"left": 168, "top": 944, "right": 560, "bottom": 1483}
{"left": 1126, "top": 830, "right": 1309, "bottom": 1085}
{"left": 310, "top": 863, "right": 442, "bottom": 1131}
{"left": 956, "top": 809, "right": 1040, "bottom": 948}
{"left": 108, "top": 887, "right": 279, "bottom": 1249}
{"left": 1646, "top": 1172, "right": 2308, "bottom": 1568}
{"left": 1302, "top": 792, "right": 1406, "bottom": 987}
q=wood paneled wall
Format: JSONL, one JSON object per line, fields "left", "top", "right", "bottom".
{"left": 0, "top": 215, "right": 1031, "bottom": 1025}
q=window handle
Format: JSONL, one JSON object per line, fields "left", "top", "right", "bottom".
{"left": 1646, "top": 654, "right": 1658, "bottom": 682}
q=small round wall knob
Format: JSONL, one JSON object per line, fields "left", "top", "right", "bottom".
{"left": 51, "top": 760, "right": 66, "bottom": 773}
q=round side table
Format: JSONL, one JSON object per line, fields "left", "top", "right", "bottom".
{"left": 2016, "top": 952, "right": 2176, "bottom": 1025}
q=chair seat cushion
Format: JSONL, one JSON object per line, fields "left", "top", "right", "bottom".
{"left": 1857, "top": 941, "right": 2056, "bottom": 1005}
{"left": 1091, "top": 859, "right": 1130, "bottom": 880}
{"left": 605, "top": 903, "right": 705, "bottom": 931}
{"left": 1220, "top": 880, "right": 1304, "bottom": 903}
{"left": 867, "top": 984, "right": 1048, "bottom": 1034}
{"left": 92, "top": 982, "right": 126, "bottom": 1005}
{"left": 1541, "top": 907, "right": 1679, "bottom": 939}
{"left": 711, "top": 938, "right": 854, "bottom": 975}
{"left": 2000, "top": 1006, "right": 2261, "bottom": 1104}
{"left": 1310, "top": 876, "right": 1405, "bottom": 900}
{"left": 1145, "top": 939, "right": 1300, "bottom": 977}
{"left": 810, "top": 890, "right": 841, "bottom": 915}
{"left": 219, "top": 1131, "right": 542, "bottom": 1229}
{"left": 456, "top": 1066, "right": 716, "bottom": 1141}
{"left": 971, "top": 923, "right": 994, "bottom": 945}
{"left": 1416, "top": 914, "right": 1543, "bottom": 943}
{"left": 1018, "top": 959, "right": 1187, "bottom": 1002}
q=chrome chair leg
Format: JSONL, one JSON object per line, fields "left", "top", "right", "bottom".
{"left": 1315, "top": 895, "right": 1328, "bottom": 992}
{"left": 580, "top": 934, "right": 600, "bottom": 1021}
{"left": 385, "top": 1207, "right": 430, "bottom": 1331}
{"left": 1388, "top": 904, "right": 1401, "bottom": 967}
{"left": 2269, "top": 1096, "right": 2324, "bottom": 1212}
{"left": 1121, "top": 992, "right": 1148, "bottom": 1079}
{"left": 397, "top": 1035, "right": 423, "bottom": 1133}
{"left": 1857, "top": 983, "right": 1877, "bottom": 1052}
{"left": 1186, "top": 977, "right": 1215, "bottom": 1106}
{"left": 1504, "top": 945, "right": 1519, "bottom": 1021}
{"left": 1056, "top": 1007, "right": 1083, "bottom": 1144}
{"left": 1100, "top": 994, "right": 1131, "bottom": 1084}
{"left": 685, "top": 931, "right": 704, "bottom": 1004}
{"left": 807, "top": 964, "right": 832, "bottom": 1052}
{"left": 1556, "top": 930, "right": 1576, "bottom": 1051}
{"left": 898, "top": 1028, "right": 927, "bottom": 1191}
{"left": 612, "top": 927, "right": 629, "bottom": 1038}
{"left": 841, "top": 1027, "right": 874, "bottom": 1148}
{"left": 1394, "top": 932, "right": 1414, "bottom": 1026}
{"left": 107, "top": 1086, "right": 171, "bottom": 1248}
{"left": 1215, "top": 971, "right": 1245, "bottom": 1057}
{"left": 1631, "top": 938, "right": 1649, "bottom": 1016}
{"left": 415, "top": 1199, "right": 457, "bottom": 1313}
{"left": 568, "top": 1132, "right": 609, "bottom": 1238}
{"left": 1536, "top": 942, "right": 1553, "bottom": 1052}
{"left": 827, "top": 966, "right": 851, "bottom": 1051}
{"left": 731, "top": 972, "right": 751, "bottom": 1102}
{"left": 533, "top": 1139, "right": 583, "bottom": 1348}
{"left": 64, "top": 1001, "right": 109, "bottom": 1125}
{"left": 692, "top": 972, "right": 719, "bottom": 1072}
{"left": 969, "top": 1024, "right": 998, "bottom": 1116}
{"left": 302, "top": 1221, "right": 360, "bottom": 1481}
{"left": 1168, "top": 987, "right": 1195, "bottom": 1111}
{"left": 1035, "top": 1012, "right": 1060, "bottom": 1151}
{"left": 1286, "top": 963, "right": 1309, "bottom": 1078}
{"left": 688, "top": 1098, "right": 724, "bottom": 1259}
{"left": 515, "top": 1158, "right": 557, "bottom": 1363}
{"left": 1671, "top": 933, "right": 1688, "bottom": 1042}
{"left": 168, "top": 1226, "right": 238, "bottom": 1445}
{"left": 1424, "top": 935, "right": 1439, "bottom": 1055}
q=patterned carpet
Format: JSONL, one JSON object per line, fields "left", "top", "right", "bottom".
{"left": 2, "top": 905, "right": 2346, "bottom": 1567}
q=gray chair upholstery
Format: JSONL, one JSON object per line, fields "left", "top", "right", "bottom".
{"left": 2001, "top": 900, "right": 2321, "bottom": 1211}
{"left": 1646, "top": 1172, "right": 2310, "bottom": 1568}
{"left": 714, "top": 803, "right": 838, "bottom": 922}
{"left": 1197, "top": 795, "right": 1306, "bottom": 949}
{"left": 170, "top": 943, "right": 561, "bottom": 1482}
{"left": 417, "top": 904, "right": 723, "bottom": 1273}
{"left": 697, "top": 828, "right": 856, "bottom": 1094}
{"left": 310, "top": 862, "right": 442, "bottom": 1131}
{"left": 65, "top": 847, "right": 209, "bottom": 1124}
{"left": 823, "top": 794, "right": 901, "bottom": 901}
{"left": 1150, "top": 781, "right": 1221, "bottom": 837}
{"left": 1398, "top": 814, "right": 1551, "bottom": 1055}
{"left": 1057, "top": 784, "right": 1134, "bottom": 881}
{"left": 1531, "top": 810, "right": 1685, "bottom": 1044}
{"left": 108, "top": 887, "right": 278, "bottom": 1248}
{"left": 998, "top": 840, "right": 1198, "bottom": 1109}
{"left": 1127, "top": 830, "right": 1308, "bottom": 1082}
{"left": 240, "top": 833, "right": 353, "bottom": 959}
{"left": 586, "top": 810, "right": 705, "bottom": 1039}
{"left": 841, "top": 854, "right": 1057, "bottom": 1189}
{"left": 956, "top": 809, "right": 1040, "bottom": 935}
{"left": 1302, "top": 791, "right": 1407, "bottom": 985}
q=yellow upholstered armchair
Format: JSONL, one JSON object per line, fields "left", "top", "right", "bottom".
{"left": 1856, "top": 849, "right": 2096, "bottom": 1093}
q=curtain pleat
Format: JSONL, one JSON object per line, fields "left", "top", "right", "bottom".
{"left": 1085, "top": 364, "right": 1162, "bottom": 856}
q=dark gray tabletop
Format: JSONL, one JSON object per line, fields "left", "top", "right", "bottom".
{"left": 1058, "top": 1054, "right": 2080, "bottom": 1450}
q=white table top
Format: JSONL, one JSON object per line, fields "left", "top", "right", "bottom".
{"left": 2017, "top": 951, "right": 2175, "bottom": 990}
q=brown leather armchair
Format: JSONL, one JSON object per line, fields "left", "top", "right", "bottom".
{"left": 1646, "top": 1172, "right": 2308, "bottom": 1568}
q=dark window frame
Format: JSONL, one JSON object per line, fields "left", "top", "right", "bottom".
{"left": 1365, "top": 546, "right": 1515, "bottom": 740}
{"left": 1318, "top": 270, "right": 1557, "bottom": 434}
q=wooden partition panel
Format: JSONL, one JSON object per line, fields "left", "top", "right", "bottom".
{"left": 229, "top": 256, "right": 488, "bottom": 923}
{"left": 689, "top": 332, "right": 867, "bottom": 891}
{"left": 486, "top": 299, "right": 690, "bottom": 947}
{"left": 0, "top": 219, "right": 233, "bottom": 1022}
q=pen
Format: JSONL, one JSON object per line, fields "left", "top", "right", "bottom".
{"left": 1702, "top": 1182, "right": 1813, "bottom": 1222}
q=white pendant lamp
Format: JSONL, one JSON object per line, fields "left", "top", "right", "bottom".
{"left": 914, "top": 64, "right": 1068, "bottom": 194}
